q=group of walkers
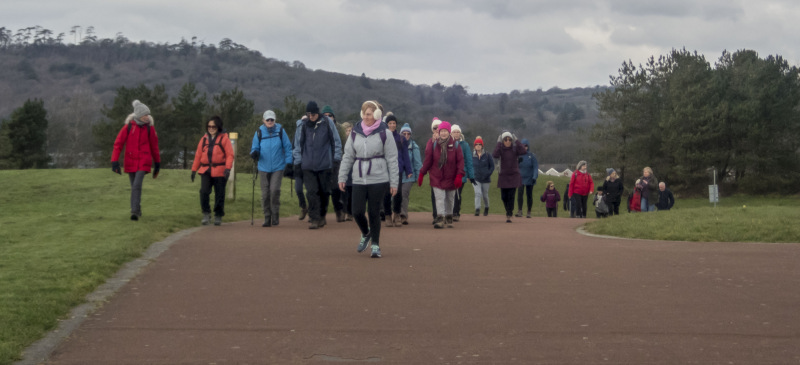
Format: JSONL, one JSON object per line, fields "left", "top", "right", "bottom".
{"left": 110, "top": 98, "right": 675, "bottom": 259}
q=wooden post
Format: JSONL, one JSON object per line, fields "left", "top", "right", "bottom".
{"left": 227, "top": 132, "right": 238, "bottom": 200}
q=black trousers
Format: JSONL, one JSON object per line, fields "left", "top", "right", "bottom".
{"left": 608, "top": 201, "right": 621, "bottom": 216}
{"left": 200, "top": 172, "right": 228, "bottom": 217}
{"left": 573, "top": 194, "right": 588, "bottom": 218}
{"left": 517, "top": 184, "right": 533, "bottom": 211}
{"left": 501, "top": 188, "right": 516, "bottom": 217}
{"left": 546, "top": 207, "right": 557, "bottom": 217}
{"left": 352, "top": 183, "right": 388, "bottom": 246}
{"left": 330, "top": 161, "right": 343, "bottom": 213}
{"left": 303, "top": 169, "right": 331, "bottom": 221}
{"left": 383, "top": 171, "right": 402, "bottom": 215}
{"left": 342, "top": 185, "right": 353, "bottom": 215}
{"left": 453, "top": 184, "right": 465, "bottom": 215}
{"left": 430, "top": 187, "right": 437, "bottom": 219}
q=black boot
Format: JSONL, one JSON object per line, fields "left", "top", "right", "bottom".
{"left": 262, "top": 216, "right": 271, "bottom": 227}
{"left": 484, "top": 207, "right": 489, "bottom": 216}
{"left": 475, "top": 209, "right": 480, "bottom": 216}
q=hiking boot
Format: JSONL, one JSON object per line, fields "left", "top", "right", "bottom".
{"left": 506, "top": 215, "right": 512, "bottom": 223}
{"left": 272, "top": 216, "right": 279, "bottom": 226}
{"left": 357, "top": 232, "right": 371, "bottom": 253}
{"left": 452, "top": 214, "right": 460, "bottom": 222}
{"left": 202, "top": 213, "right": 211, "bottom": 225}
{"left": 308, "top": 220, "right": 320, "bottom": 229}
{"left": 370, "top": 244, "right": 382, "bottom": 258}
{"left": 299, "top": 208, "right": 308, "bottom": 220}
{"left": 400, "top": 214, "right": 408, "bottom": 225}
{"left": 385, "top": 215, "right": 394, "bottom": 227}
{"left": 515, "top": 209, "right": 523, "bottom": 217}
{"left": 445, "top": 215, "right": 454, "bottom": 228}
{"left": 433, "top": 215, "right": 445, "bottom": 229}
{"left": 319, "top": 216, "right": 327, "bottom": 227}
{"left": 484, "top": 207, "right": 489, "bottom": 216}
{"left": 526, "top": 210, "right": 532, "bottom": 218}
{"left": 262, "top": 217, "right": 271, "bottom": 227}
{"left": 345, "top": 213, "right": 354, "bottom": 221}
{"left": 214, "top": 216, "right": 222, "bottom": 226}
{"left": 336, "top": 210, "right": 345, "bottom": 223}
{"left": 130, "top": 214, "right": 138, "bottom": 221}
{"left": 380, "top": 212, "right": 386, "bottom": 221}
{"left": 475, "top": 209, "right": 480, "bottom": 216}
{"left": 393, "top": 213, "right": 402, "bottom": 227}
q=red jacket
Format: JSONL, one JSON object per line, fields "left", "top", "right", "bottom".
{"left": 112, "top": 118, "right": 160, "bottom": 173}
{"left": 191, "top": 132, "right": 234, "bottom": 177}
{"left": 420, "top": 137, "right": 464, "bottom": 190}
{"left": 568, "top": 170, "right": 595, "bottom": 197}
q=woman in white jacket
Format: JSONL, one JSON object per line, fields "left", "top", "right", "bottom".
{"left": 338, "top": 101, "right": 399, "bottom": 258}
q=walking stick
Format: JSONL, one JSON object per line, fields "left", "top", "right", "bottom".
{"left": 251, "top": 163, "right": 257, "bottom": 225}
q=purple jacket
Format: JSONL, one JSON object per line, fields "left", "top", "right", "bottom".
{"left": 492, "top": 139, "right": 526, "bottom": 189}
{"left": 392, "top": 130, "right": 412, "bottom": 177}
{"left": 540, "top": 188, "right": 561, "bottom": 209}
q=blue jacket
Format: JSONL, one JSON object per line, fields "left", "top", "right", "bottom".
{"left": 456, "top": 140, "right": 474, "bottom": 183}
{"left": 250, "top": 123, "right": 292, "bottom": 173}
{"left": 472, "top": 150, "right": 495, "bottom": 183}
{"left": 402, "top": 139, "right": 423, "bottom": 183}
{"left": 292, "top": 116, "right": 342, "bottom": 172}
{"left": 392, "top": 130, "right": 413, "bottom": 178}
{"left": 518, "top": 139, "right": 539, "bottom": 186}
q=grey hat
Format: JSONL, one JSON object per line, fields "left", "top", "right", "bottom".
{"left": 606, "top": 168, "right": 615, "bottom": 176}
{"left": 576, "top": 160, "right": 587, "bottom": 170}
{"left": 132, "top": 100, "right": 150, "bottom": 119}
{"left": 263, "top": 110, "right": 276, "bottom": 120}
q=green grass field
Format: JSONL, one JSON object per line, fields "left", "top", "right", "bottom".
{"left": 0, "top": 169, "right": 798, "bottom": 364}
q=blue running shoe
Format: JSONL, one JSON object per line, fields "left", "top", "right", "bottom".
{"left": 370, "top": 244, "right": 381, "bottom": 258}
{"left": 357, "top": 233, "right": 371, "bottom": 253}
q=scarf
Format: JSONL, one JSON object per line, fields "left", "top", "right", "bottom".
{"left": 133, "top": 118, "right": 149, "bottom": 126}
{"left": 437, "top": 136, "right": 449, "bottom": 169}
{"left": 361, "top": 120, "right": 380, "bottom": 136}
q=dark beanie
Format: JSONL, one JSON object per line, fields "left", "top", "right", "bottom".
{"left": 306, "top": 101, "right": 320, "bottom": 114}
{"left": 385, "top": 115, "right": 397, "bottom": 124}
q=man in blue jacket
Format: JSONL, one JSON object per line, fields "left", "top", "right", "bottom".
{"left": 250, "top": 110, "right": 293, "bottom": 227}
{"left": 516, "top": 139, "right": 539, "bottom": 218}
{"left": 293, "top": 101, "right": 342, "bottom": 229}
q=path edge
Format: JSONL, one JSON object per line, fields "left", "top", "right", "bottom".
{"left": 14, "top": 226, "right": 204, "bottom": 365}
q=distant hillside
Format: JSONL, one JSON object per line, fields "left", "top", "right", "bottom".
{"left": 0, "top": 26, "right": 607, "bottom": 165}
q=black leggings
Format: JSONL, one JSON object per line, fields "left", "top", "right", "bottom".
{"left": 573, "top": 194, "right": 588, "bottom": 218}
{"left": 383, "top": 171, "right": 402, "bottom": 215}
{"left": 200, "top": 172, "right": 228, "bottom": 216}
{"left": 546, "top": 207, "right": 557, "bottom": 217}
{"left": 501, "top": 188, "right": 516, "bottom": 217}
{"left": 517, "top": 184, "right": 533, "bottom": 211}
{"left": 352, "top": 183, "right": 388, "bottom": 245}
{"left": 453, "top": 184, "right": 465, "bottom": 215}
{"left": 608, "top": 201, "right": 620, "bottom": 216}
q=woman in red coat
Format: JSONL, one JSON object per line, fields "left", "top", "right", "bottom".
{"left": 111, "top": 100, "right": 161, "bottom": 221}
{"left": 191, "top": 116, "right": 235, "bottom": 226}
{"left": 568, "top": 160, "right": 595, "bottom": 218}
{"left": 418, "top": 121, "right": 464, "bottom": 228}
{"left": 493, "top": 131, "right": 526, "bottom": 223}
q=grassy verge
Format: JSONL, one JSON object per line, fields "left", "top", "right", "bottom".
{"left": 583, "top": 195, "right": 800, "bottom": 243}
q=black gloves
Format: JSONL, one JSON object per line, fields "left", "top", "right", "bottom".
{"left": 111, "top": 161, "right": 121, "bottom": 175}
{"left": 153, "top": 162, "right": 160, "bottom": 179}
{"left": 284, "top": 163, "right": 294, "bottom": 179}
{"left": 191, "top": 171, "right": 196, "bottom": 182}
{"left": 224, "top": 169, "right": 231, "bottom": 179}
{"left": 250, "top": 150, "right": 260, "bottom": 160}
{"left": 470, "top": 178, "right": 477, "bottom": 186}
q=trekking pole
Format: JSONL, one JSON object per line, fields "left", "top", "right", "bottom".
{"left": 251, "top": 164, "right": 257, "bottom": 225}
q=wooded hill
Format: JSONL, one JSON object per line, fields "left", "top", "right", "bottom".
{"left": 0, "top": 25, "right": 602, "bottom": 168}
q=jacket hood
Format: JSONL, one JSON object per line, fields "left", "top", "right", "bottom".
{"left": 125, "top": 113, "right": 155, "bottom": 126}
{"left": 521, "top": 139, "right": 529, "bottom": 147}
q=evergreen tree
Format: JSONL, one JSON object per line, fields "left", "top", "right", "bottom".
{"left": 169, "top": 83, "right": 207, "bottom": 169}
{"left": 0, "top": 99, "right": 50, "bottom": 169}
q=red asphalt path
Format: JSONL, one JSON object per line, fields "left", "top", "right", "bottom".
{"left": 41, "top": 213, "right": 800, "bottom": 364}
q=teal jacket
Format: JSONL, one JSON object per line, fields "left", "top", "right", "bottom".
{"left": 456, "top": 139, "right": 474, "bottom": 183}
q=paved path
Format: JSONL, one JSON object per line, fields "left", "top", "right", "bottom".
{"left": 41, "top": 213, "right": 800, "bottom": 364}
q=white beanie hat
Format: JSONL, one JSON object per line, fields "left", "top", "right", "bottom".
{"left": 263, "top": 110, "right": 276, "bottom": 120}
{"left": 501, "top": 131, "right": 512, "bottom": 140}
{"left": 431, "top": 117, "right": 442, "bottom": 129}
{"left": 451, "top": 124, "right": 462, "bottom": 133}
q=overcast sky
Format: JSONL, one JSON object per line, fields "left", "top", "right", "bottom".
{"left": 3, "top": 0, "right": 799, "bottom": 94}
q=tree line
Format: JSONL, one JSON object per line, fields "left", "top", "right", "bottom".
{"left": 592, "top": 48, "right": 800, "bottom": 195}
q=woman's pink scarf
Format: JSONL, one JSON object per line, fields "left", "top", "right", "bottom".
{"left": 361, "top": 119, "right": 381, "bottom": 136}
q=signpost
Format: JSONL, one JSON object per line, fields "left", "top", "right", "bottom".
{"left": 227, "top": 132, "right": 238, "bottom": 201}
{"left": 708, "top": 167, "right": 718, "bottom": 208}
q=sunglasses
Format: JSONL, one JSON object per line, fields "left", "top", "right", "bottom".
{"left": 265, "top": 119, "right": 275, "bottom": 122}
{"left": 503, "top": 137, "right": 512, "bottom": 141}
{"left": 402, "top": 132, "right": 411, "bottom": 135}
